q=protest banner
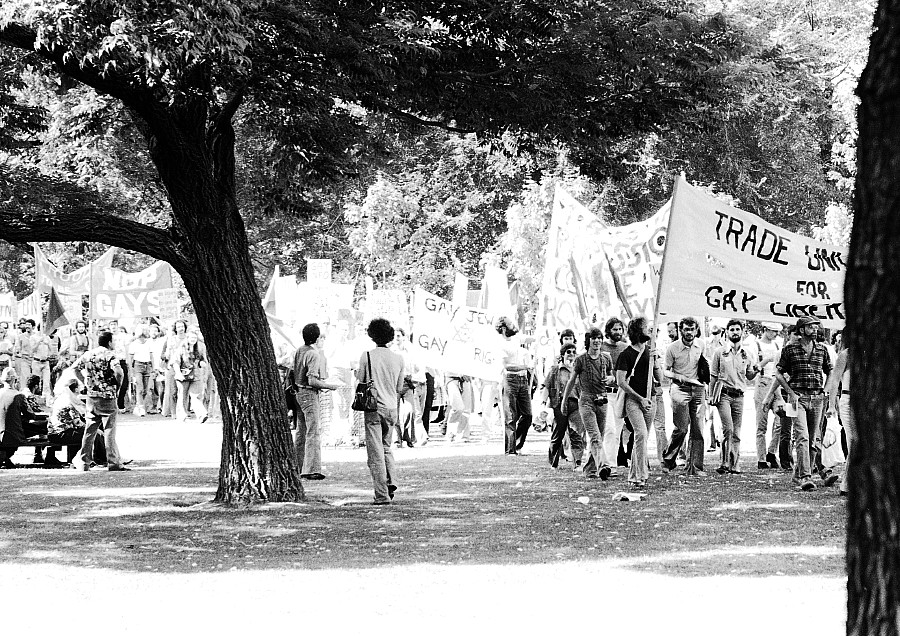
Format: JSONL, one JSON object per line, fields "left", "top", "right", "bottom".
{"left": 306, "top": 258, "right": 332, "bottom": 283}
{"left": 452, "top": 272, "right": 469, "bottom": 305}
{"left": 16, "top": 290, "right": 41, "bottom": 322}
{"left": 410, "top": 288, "right": 504, "bottom": 380}
{"left": 537, "top": 186, "right": 669, "bottom": 332}
{"left": 156, "top": 288, "right": 181, "bottom": 322}
{"left": 537, "top": 187, "right": 614, "bottom": 332}
{"left": 477, "top": 265, "right": 514, "bottom": 316}
{"left": 34, "top": 244, "right": 117, "bottom": 296}
{"left": 89, "top": 261, "right": 174, "bottom": 319}
{"left": 364, "top": 288, "right": 409, "bottom": 332}
{"left": 0, "top": 292, "right": 16, "bottom": 322}
{"left": 58, "top": 294, "right": 83, "bottom": 324}
{"left": 656, "top": 177, "right": 846, "bottom": 329}
{"left": 598, "top": 201, "right": 669, "bottom": 319}
{"left": 296, "top": 281, "right": 354, "bottom": 327}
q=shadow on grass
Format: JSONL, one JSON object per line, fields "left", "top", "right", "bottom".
{"left": 0, "top": 451, "right": 846, "bottom": 578}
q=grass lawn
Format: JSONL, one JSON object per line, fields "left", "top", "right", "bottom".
{"left": 0, "top": 415, "right": 846, "bottom": 635}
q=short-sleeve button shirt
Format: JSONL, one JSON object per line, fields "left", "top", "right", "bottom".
{"left": 665, "top": 338, "right": 706, "bottom": 384}
{"left": 73, "top": 346, "right": 119, "bottom": 399}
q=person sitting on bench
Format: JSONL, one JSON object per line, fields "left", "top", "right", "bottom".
{"left": 43, "top": 368, "right": 87, "bottom": 468}
{"left": 0, "top": 368, "right": 37, "bottom": 469}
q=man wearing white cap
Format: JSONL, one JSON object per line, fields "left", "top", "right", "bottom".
{"left": 754, "top": 322, "right": 784, "bottom": 469}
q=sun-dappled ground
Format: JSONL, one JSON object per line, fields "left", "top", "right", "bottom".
{"left": 0, "top": 415, "right": 846, "bottom": 635}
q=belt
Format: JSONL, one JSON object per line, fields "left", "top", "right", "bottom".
{"left": 792, "top": 388, "right": 824, "bottom": 395}
{"left": 841, "top": 390, "right": 851, "bottom": 396}
{"left": 722, "top": 386, "right": 743, "bottom": 398}
{"left": 33, "top": 358, "right": 47, "bottom": 363}
{"left": 505, "top": 369, "right": 527, "bottom": 376}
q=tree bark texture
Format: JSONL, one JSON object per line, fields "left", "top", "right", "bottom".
{"left": 847, "top": 2, "right": 900, "bottom": 633}
{"left": 146, "top": 107, "right": 305, "bottom": 504}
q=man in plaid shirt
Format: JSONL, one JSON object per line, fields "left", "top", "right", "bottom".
{"left": 774, "top": 316, "right": 835, "bottom": 491}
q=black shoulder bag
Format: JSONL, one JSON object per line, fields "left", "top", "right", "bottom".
{"left": 351, "top": 352, "right": 379, "bottom": 412}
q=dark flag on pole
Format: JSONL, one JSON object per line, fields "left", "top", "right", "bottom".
{"left": 44, "top": 286, "right": 69, "bottom": 334}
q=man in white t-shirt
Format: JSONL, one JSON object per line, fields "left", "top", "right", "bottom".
{"left": 127, "top": 326, "right": 156, "bottom": 416}
{"left": 496, "top": 316, "right": 533, "bottom": 455}
{"left": 148, "top": 323, "right": 167, "bottom": 413}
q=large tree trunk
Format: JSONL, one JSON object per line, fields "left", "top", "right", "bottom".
{"left": 179, "top": 222, "right": 305, "bottom": 504}
{"left": 847, "top": 1, "right": 900, "bottom": 633}
{"left": 147, "top": 106, "right": 305, "bottom": 505}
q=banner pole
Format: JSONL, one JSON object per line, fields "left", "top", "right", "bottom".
{"left": 645, "top": 175, "right": 683, "bottom": 399}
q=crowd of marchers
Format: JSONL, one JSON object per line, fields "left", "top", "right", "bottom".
{"left": 529, "top": 314, "right": 849, "bottom": 493}
{"left": 282, "top": 312, "right": 850, "bottom": 505}
{"left": 0, "top": 317, "right": 216, "bottom": 471}
{"left": 2, "top": 311, "right": 851, "bottom": 504}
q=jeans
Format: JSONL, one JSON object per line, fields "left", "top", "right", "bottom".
{"left": 755, "top": 376, "right": 786, "bottom": 461}
{"left": 162, "top": 367, "right": 177, "bottom": 416}
{"left": 446, "top": 377, "right": 474, "bottom": 441}
{"left": 30, "top": 359, "right": 51, "bottom": 400}
{"left": 717, "top": 392, "right": 744, "bottom": 471}
{"left": 652, "top": 390, "right": 668, "bottom": 463}
{"left": 176, "top": 378, "right": 207, "bottom": 421}
{"left": 15, "top": 358, "right": 32, "bottom": 390}
{"left": 839, "top": 394, "right": 854, "bottom": 493}
{"left": 132, "top": 361, "right": 153, "bottom": 412}
{"left": 791, "top": 392, "right": 826, "bottom": 481}
{"left": 549, "top": 397, "right": 584, "bottom": 467}
{"left": 80, "top": 397, "right": 122, "bottom": 469}
{"left": 604, "top": 392, "right": 626, "bottom": 470}
{"left": 503, "top": 373, "right": 532, "bottom": 454}
{"left": 397, "top": 387, "right": 422, "bottom": 445}
{"left": 625, "top": 394, "right": 657, "bottom": 484}
{"left": 293, "top": 388, "right": 321, "bottom": 474}
{"left": 578, "top": 394, "right": 609, "bottom": 476}
{"left": 422, "top": 373, "right": 435, "bottom": 434}
{"left": 664, "top": 383, "right": 705, "bottom": 474}
{"left": 117, "top": 360, "right": 129, "bottom": 410}
{"left": 364, "top": 408, "right": 398, "bottom": 503}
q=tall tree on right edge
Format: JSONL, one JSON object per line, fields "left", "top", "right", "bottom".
{"left": 846, "top": 1, "right": 900, "bottom": 633}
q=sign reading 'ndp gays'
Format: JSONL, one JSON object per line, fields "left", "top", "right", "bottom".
{"left": 90, "top": 261, "right": 174, "bottom": 319}
{"left": 657, "top": 178, "right": 847, "bottom": 328}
